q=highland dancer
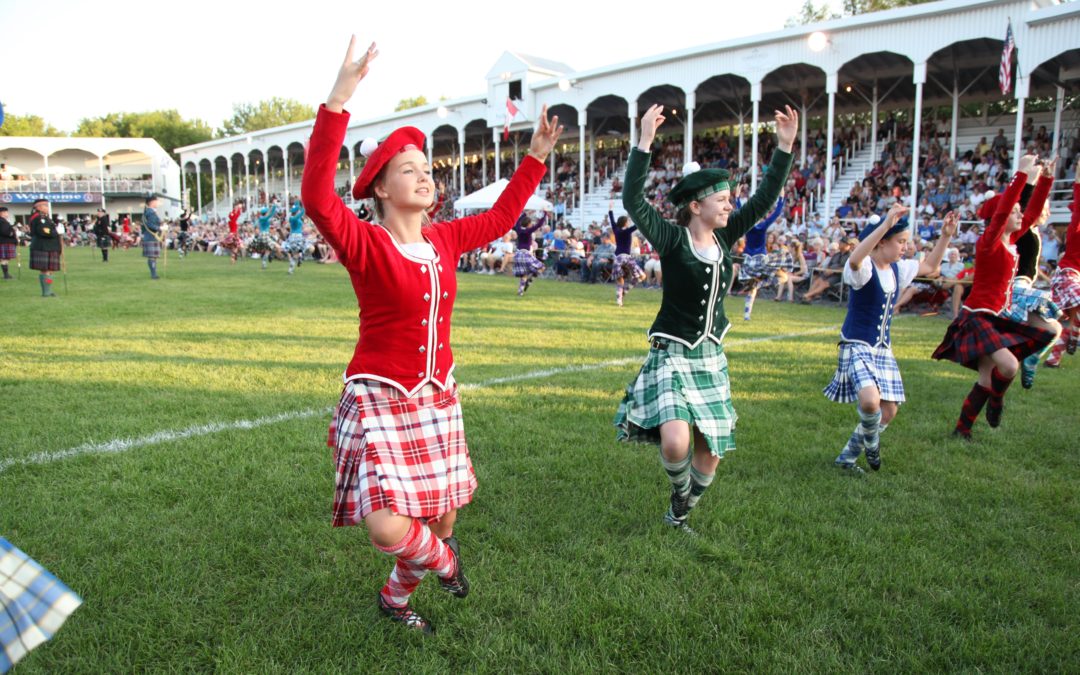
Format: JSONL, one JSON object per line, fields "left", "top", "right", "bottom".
{"left": 826, "top": 207, "right": 956, "bottom": 474}
{"left": 608, "top": 207, "right": 644, "bottom": 306}
{"left": 615, "top": 103, "right": 797, "bottom": 533}
{"left": 931, "top": 156, "right": 1058, "bottom": 440}
{"left": 1047, "top": 173, "right": 1080, "bottom": 368}
{"left": 251, "top": 201, "right": 279, "bottom": 268}
{"left": 221, "top": 202, "right": 245, "bottom": 263}
{"left": 285, "top": 200, "right": 307, "bottom": 275}
{"left": 512, "top": 211, "right": 546, "bottom": 296}
{"left": 1002, "top": 161, "right": 1061, "bottom": 388}
{"left": 302, "top": 38, "right": 562, "bottom": 634}
{"left": 736, "top": 196, "right": 784, "bottom": 320}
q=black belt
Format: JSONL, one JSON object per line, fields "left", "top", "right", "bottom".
{"left": 650, "top": 338, "right": 668, "bottom": 350}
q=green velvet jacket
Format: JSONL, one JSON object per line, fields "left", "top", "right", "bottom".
{"left": 622, "top": 147, "right": 792, "bottom": 347}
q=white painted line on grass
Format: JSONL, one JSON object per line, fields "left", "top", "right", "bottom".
{"left": 1, "top": 325, "right": 837, "bottom": 474}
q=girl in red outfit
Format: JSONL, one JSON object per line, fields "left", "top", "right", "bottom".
{"left": 932, "top": 155, "right": 1058, "bottom": 439}
{"left": 301, "top": 38, "right": 562, "bottom": 635}
{"left": 221, "top": 201, "right": 245, "bottom": 263}
{"left": 1047, "top": 173, "right": 1080, "bottom": 366}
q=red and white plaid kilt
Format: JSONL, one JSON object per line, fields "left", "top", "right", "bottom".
{"left": 29, "top": 249, "right": 60, "bottom": 271}
{"left": 1051, "top": 267, "right": 1080, "bottom": 312}
{"left": 327, "top": 378, "right": 476, "bottom": 526}
{"left": 219, "top": 233, "right": 243, "bottom": 252}
{"left": 0, "top": 243, "right": 16, "bottom": 260}
{"left": 932, "top": 308, "right": 1056, "bottom": 370}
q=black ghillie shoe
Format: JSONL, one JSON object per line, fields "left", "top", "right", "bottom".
{"left": 670, "top": 487, "right": 690, "bottom": 522}
{"left": 952, "top": 428, "right": 973, "bottom": 442}
{"left": 985, "top": 401, "right": 1003, "bottom": 428}
{"left": 377, "top": 593, "right": 433, "bottom": 635}
{"left": 865, "top": 443, "right": 881, "bottom": 471}
{"left": 834, "top": 461, "right": 866, "bottom": 476}
{"left": 438, "top": 536, "right": 470, "bottom": 599}
{"left": 663, "top": 509, "right": 697, "bottom": 536}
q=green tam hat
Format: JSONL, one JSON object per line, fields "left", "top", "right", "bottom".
{"left": 668, "top": 162, "right": 732, "bottom": 208}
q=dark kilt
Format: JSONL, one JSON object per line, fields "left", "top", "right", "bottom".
{"left": 932, "top": 308, "right": 1057, "bottom": 370}
{"left": 0, "top": 243, "right": 16, "bottom": 260}
{"left": 512, "top": 249, "right": 545, "bottom": 277}
{"left": 141, "top": 239, "right": 161, "bottom": 259}
{"left": 29, "top": 249, "right": 60, "bottom": 272}
{"left": 96, "top": 235, "right": 111, "bottom": 249}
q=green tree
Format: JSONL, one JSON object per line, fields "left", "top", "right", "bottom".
{"left": 75, "top": 110, "right": 214, "bottom": 156}
{"left": 0, "top": 110, "right": 64, "bottom": 137}
{"left": 395, "top": 96, "right": 429, "bottom": 112}
{"left": 785, "top": 0, "right": 837, "bottom": 27}
{"left": 786, "top": 0, "right": 933, "bottom": 25}
{"left": 220, "top": 98, "right": 315, "bottom": 137}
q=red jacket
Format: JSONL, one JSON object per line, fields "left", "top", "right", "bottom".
{"left": 1058, "top": 183, "right": 1080, "bottom": 273}
{"left": 964, "top": 172, "right": 1029, "bottom": 314}
{"left": 302, "top": 104, "right": 546, "bottom": 395}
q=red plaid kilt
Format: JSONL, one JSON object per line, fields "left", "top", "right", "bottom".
{"left": 0, "top": 243, "right": 16, "bottom": 260}
{"left": 328, "top": 378, "right": 476, "bottom": 526}
{"left": 932, "top": 308, "right": 1057, "bottom": 370}
{"left": 29, "top": 249, "right": 60, "bottom": 271}
{"left": 1051, "top": 267, "right": 1080, "bottom": 312}
{"left": 219, "top": 233, "right": 243, "bottom": 252}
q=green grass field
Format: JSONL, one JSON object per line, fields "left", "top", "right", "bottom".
{"left": 2, "top": 248, "right": 1078, "bottom": 672}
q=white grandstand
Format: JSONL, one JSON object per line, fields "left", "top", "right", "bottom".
{"left": 177, "top": 0, "right": 1080, "bottom": 226}
{"left": 0, "top": 137, "right": 182, "bottom": 222}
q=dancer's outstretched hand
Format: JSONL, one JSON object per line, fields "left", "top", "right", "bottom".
{"left": 327, "top": 36, "right": 378, "bottom": 112}
{"left": 774, "top": 105, "right": 799, "bottom": 153}
{"left": 638, "top": 104, "right": 666, "bottom": 150}
{"left": 527, "top": 105, "right": 564, "bottom": 164}
{"left": 941, "top": 210, "right": 959, "bottom": 238}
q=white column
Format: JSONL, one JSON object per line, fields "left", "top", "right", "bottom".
{"left": 1052, "top": 85, "right": 1065, "bottom": 158}
{"left": 870, "top": 82, "right": 879, "bottom": 163}
{"left": 629, "top": 101, "right": 638, "bottom": 149}
{"left": 824, "top": 73, "right": 838, "bottom": 225}
{"left": 195, "top": 163, "right": 203, "bottom": 213}
{"left": 481, "top": 137, "right": 488, "bottom": 185}
{"left": 911, "top": 62, "right": 927, "bottom": 214}
{"left": 750, "top": 84, "right": 761, "bottom": 193}
{"left": 210, "top": 163, "right": 217, "bottom": 218}
{"left": 98, "top": 155, "right": 107, "bottom": 210}
{"left": 43, "top": 154, "right": 50, "bottom": 193}
{"left": 949, "top": 75, "right": 959, "bottom": 160}
{"left": 579, "top": 108, "right": 587, "bottom": 230}
{"left": 737, "top": 113, "right": 745, "bottom": 168}
{"left": 284, "top": 153, "right": 290, "bottom": 213}
{"left": 1012, "top": 75, "right": 1029, "bottom": 170}
{"left": 589, "top": 127, "right": 596, "bottom": 192}
{"left": 800, "top": 96, "right": 809, "bottom": 167}
{"left": 227, "top": 159, "right": 234, "bottom": 206}
{"left": 263, "top": 153, "right": 270, "bottom": 203}
{"left": 493, "top": 128, "right": 501, "bottom": 182}
{"left": 244, "top": 157, "right": 250, "bottom": 210}
{"left": 457, "top": 128, "right": 466, "bottom": 197}
{"left": 684, "top": 91, "right": 696, "bottom": 168}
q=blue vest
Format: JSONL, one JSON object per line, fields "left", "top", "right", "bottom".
{"left": 840, "top": 261, "right": 900, "bottom": 348}
{"left": 289, "top": 204, "right": 304, "bottom": 234}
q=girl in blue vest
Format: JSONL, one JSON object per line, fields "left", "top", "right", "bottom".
{"left": 737, "top": 197, "right": 784, "bottom": 320}
{"left": 825, "top": 205, "right": 957, "bottom": 473}
{"left": 251, "top": 202, "right": 280, "bottom": 268}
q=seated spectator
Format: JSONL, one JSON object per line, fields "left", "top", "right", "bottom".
{"left": 586, "top": 234, "right": 616, "bottom": 283}
{"left": 801, "top": 237, "right": 855, "bottom": 302}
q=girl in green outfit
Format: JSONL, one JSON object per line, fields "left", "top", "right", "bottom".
{"left": 615, "top": 103, "right": 798, "bottom": 533}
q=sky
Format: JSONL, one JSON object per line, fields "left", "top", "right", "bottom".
{"left": 1, "top": 0, "right": 836, "bottom": 135}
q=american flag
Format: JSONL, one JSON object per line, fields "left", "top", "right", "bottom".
{"left": 999, "top": 20, "right": 1015, "bottom": 96}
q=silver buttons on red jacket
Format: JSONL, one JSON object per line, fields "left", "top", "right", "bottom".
{"left": 424, "top": 292, "right": 431, "bottom": 301}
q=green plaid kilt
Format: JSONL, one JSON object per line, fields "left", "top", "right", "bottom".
{"left": 614, "top": 338, "right": 737, "bottom": 457}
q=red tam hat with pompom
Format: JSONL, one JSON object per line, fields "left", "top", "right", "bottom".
{"left": 352, "top": 126, "right": 427, "bottom": 200}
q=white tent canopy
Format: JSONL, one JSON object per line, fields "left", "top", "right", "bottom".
{"left": 453, "top": 179, "right": 552, "bottom": 213}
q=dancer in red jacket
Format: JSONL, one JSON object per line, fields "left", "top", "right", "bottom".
{"left": 302, "top": 38, "right": 562, "bottom": 635}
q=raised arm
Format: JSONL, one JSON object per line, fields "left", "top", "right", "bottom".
{"left": 434, "top": 106, "right": 562, "bottom": 253}
{"left": 984, "top": 169, "right": 1029, "bottom": 245}
{"left": 848, "top": 203, "right": 908, "bottom": 271}
{"left": 623, "top": 104, "right": 679, "bottom": 254}
{"left": 722, "top": 106, "right": 797, "bottom": 245}
{"left": 918, "top": 210, "right": 958, "bottom": 278}
{"left": 754, "top": 197, "right": 785, "bottom": 232}
{"left": 1012, "top": 159, "right": 1055, "bottom": 243}
{"left": 301, "top": 37, "right": 380, "bottom": 267}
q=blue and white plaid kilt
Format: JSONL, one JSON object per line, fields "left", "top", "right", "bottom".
{"left": 1004, "top": 279, "right": 1062, "bottom": 323}
{"left": 0, "top": 244, "right": 18, "bottom": 261}
{"left": 512, "top": 249, "right": 544, "bottom": 277}
{"left": 284, "top": 233, "right": 306, "bottom": 255}
{"left": 738, "top": 253, "right": 770, "bottom": 281}
{"left": 823, "top": 341, "right": 906, "bottom": 404}
{"left": 1, "top": 537, "right": 82, "bottom": 672}
{"left": 1051, "top": 267, "right": 1080, "bottom": 312}
{"left": 141, "top": 239, "right": 161, "bottom": 259}
{"left": 611, "top": 253, "right": 643, "bottom": 284}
